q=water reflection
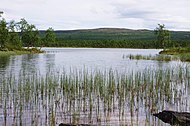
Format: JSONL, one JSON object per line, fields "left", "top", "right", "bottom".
{"left": 20, "top": 54, "right": 40, "bottom": 74}
{"left": 0, "top": 48, "right": 187, "bottom": 83}
{"left": 43, "top": 54, "right": 56, "bottom": 73}
{"left": 1, "top": 48, "right": 165, "bottom": 76}
{"left": 0, "top": 56, "right": 9, "bottom": 72}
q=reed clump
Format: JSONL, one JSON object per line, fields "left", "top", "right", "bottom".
{"left": 127, "top": 54, "right": 179, "bottom": 61}
{"left": 0, "top": 65, "right": 189, "bottom": 125}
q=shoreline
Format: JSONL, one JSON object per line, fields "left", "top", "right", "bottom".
{"left": 0, "top": 48, "right": 44, "bottom": 57}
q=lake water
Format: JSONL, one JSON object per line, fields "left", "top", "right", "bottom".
{"left": 0, "top": 48, "right": 189, "bottom": 126}
{"left": 0, "top": 48, "right": 182, "bottom": 75}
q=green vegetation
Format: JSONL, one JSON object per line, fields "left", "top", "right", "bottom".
{"left": 126, "top": 54, "right": 179, "bottom": 61}
{"left": 0, "top": 66, "right": 189, "bottom": 125}
{"left": 1, "top": 13, "right": 190, "bottom": 49}
{"left": 154, "top": 24, "right": 171, "bottom": 48}
{"left": 37, "top": 28, "right": 190, "bottom": 48}
{"left": 53, "top": 28, "right": 155, "bottom": 40}
{"left": 160, "top": 46, "right": 190, "bottom": 55}
{"left": 0, "top": 50, "right": 30, "bottom": 57}
{"left": 0, "top": 48, "right": 44, "bottom": 57}
{"left": 158, "top": 46, "right": 190, "bottom": 61}
{"left": 125, "top": 45, "right": 190, "bottom": 62}
{"left": 124, "top": 24, "right": 190, "bottom": 61}
{"left": 54, "top": 39, "right": 157, "bottom": 48}
{"left": 0, "top": 16, "right": 54, "bottom": 55}
{"left": 178, "top": 53, "right": 190, "bottom": 61}
{"left": 0, "top": 19, "right": 9, "bottom": 48}
{"left": 19, "top": 18, "right": 40, "bottom": 48}
{"left": 41, "top": 27, "right": 56, "bottom": 46}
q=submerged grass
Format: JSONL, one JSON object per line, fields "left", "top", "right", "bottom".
{"left": 0, "top": 66, "right": 190, "bottom": 125}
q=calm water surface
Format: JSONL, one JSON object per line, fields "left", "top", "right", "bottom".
{"left": 0, "top": 48, "right": 182, "bottom": 75}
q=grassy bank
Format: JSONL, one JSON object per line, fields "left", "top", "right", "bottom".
{"left": 0, "top": 50, "right": 30, "bottom": 56}
{"left": 159, "top": 47, "right": 190, "bottom": 61}
{"left": 159, "top": 47, "right": 190, "bottom": 55}
{"left": 0, "top": 47, "right": 44, "bottom": 57}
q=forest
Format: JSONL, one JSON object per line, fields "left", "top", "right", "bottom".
{"left": 40, "top": 28, "right": 190, "bottom": 48}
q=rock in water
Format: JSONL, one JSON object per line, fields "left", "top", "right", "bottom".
{"left": 153, "top": 110, "right": 190, "bottom": 126}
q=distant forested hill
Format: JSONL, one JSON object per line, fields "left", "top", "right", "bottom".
{"left": 38, "top": 28, "right": 190, "bottom": 48}
{"left": 39, "top": 28, "right": 190, "bottom": 41}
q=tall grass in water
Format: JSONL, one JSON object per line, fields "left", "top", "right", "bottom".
{"left": 127, "top": 53, "right": 190, "bottom": 62}
{"left": 127, "top": 54, "right": 179, "bottom": 61}
{"left": 0, "top": 65, "right": 190, "bottom": 125}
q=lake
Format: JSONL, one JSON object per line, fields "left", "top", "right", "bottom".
{"left": 0, "top": 48, "right": 179, "bottom": 75}
{"left": 0, "top": 48, "right": 189, "bottom": 126}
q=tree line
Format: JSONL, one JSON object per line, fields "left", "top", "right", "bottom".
{"left": 53, "top": 24, "right": 172, "bottom": 49}
{"left": 0, "top": 17, "right": 56, "bottom": 50}
{"left": 0, "top": 19, "right": 176, "bottom": 49}
{"left": 1, "top": 11, "right": 181, "bottom": 49}
{"left": 55, "top": 24, "right": 173, "bottom": 49}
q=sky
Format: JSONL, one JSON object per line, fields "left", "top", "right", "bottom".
{"left": 0, "top": 0, "right": 190, "bottom": 31}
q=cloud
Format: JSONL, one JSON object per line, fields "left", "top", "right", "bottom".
{"left": 110, "top": 0, "right": 190, "bottom": 30}
{"left": 118, "top": 10, "right": 153, "bottom": 19}
{"left": 0, "top": 0, "right": 190, "bottom": 30}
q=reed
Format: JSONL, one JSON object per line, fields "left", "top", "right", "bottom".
{"left": 126, "top": 53, "right": 190, "bottom": 62}
{"left": 127, "top": 54, "right": 179, "bottom": 61}
{"left": 0, "top": 65, "right": 189, "bottom": 125}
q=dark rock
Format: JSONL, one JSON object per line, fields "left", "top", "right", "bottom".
{"left": 153, "top": 110, "right": 190, "bottom": 126}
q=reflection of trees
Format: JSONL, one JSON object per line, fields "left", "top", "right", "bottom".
{"left": 0, "top": 56, "right": 10, "bottom": 70}
{"left": 0, "top": 53, "right": 56, "bottom": 78}
{"left": 19, "top": 53, "right": 56, "bottom": 76}
{"left": 20, "top": 54, "right": 40, "bottom": 75}
{"left": 0, "top": 56, "right": 10, "bottom": 84}
{"left": 43, "top": 54, "right": 55, "bottom": 72}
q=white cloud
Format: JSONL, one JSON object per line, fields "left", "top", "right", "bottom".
{"left": 0, "top": 0, "right": 190, "bottom": 30}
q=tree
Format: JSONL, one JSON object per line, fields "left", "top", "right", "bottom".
{"left": 154, "top": 24, "right": 171, "bottom": 48}
{"left": 0, "top": 11, "right": 3, "bottom": 17}
{"left": 18, "top": 18, "right": 40, "bottom": 47}
{"left": 0, "top": 18, "right": 9, "bottom": 48}
{"left": 18, "top": 18, "right": 28, "bottom": 33}
{"left": 8, "top": 20, "right": 22, "bottom": 49}
{"left": 22, "top": 25, "right": 40, "bottom": 47}
{"left": 44, "top": 27, "right": 56, "bottom": 46}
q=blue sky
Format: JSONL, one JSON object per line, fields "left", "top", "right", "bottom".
{"left": 0, "top": 0, "right": 190, "bottom": 31}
